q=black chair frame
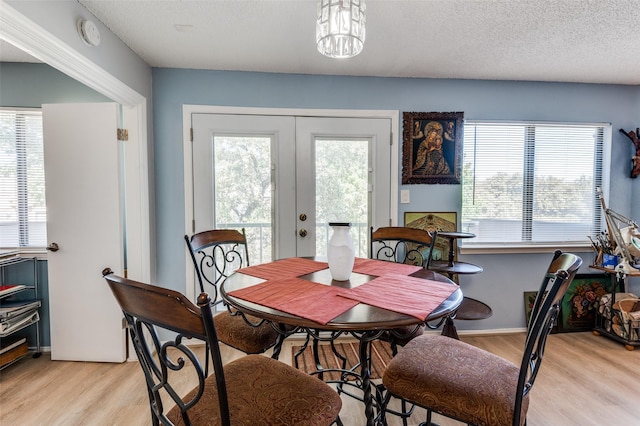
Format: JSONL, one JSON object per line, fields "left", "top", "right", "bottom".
{"left": 103, "top": 269, "right": 231, "bottom": 425}
{"left": 185, "top": 229, "right": 287, "bottom": 369}
{"left": 379, "top": 250, "right": 583, "bottom": 426}
{"left": 370, "top": 226, "right": 436, "bottom": 268}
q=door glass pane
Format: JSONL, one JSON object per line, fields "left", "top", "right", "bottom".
{"left": 213, "top": 135, "right": 273, "bottom": 263}
{"left": 315, "top": 138, "right": 369, "bottom": 257}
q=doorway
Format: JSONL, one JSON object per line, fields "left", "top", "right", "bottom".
{"left": 185, "top": 106, "right": 398, "bottom": 299}
{"left": 1, "top": 4, "right": 151, "bottom": 361}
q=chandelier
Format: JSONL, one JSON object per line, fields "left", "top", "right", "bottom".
{"left": 316, "top": 0, "right": 366, "bottom": 59}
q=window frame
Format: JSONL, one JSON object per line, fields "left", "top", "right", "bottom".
{"left": 460, "top": 120, "right": 609, "bottom": 254}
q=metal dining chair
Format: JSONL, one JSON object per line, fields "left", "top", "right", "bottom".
{"left": 370, "top": 226, "right": 436, "bottom": 268}
{"left": 370, "top": 226, "right": 438, "bottom": 352}
{"left": 185, "top": 229, "right": 285, "bottom": 359}
{"left": 380, "top": 250, "right": 583, "bottom": 426}
{"left": 102, "top": 269, "right": 342, "bottom": 426}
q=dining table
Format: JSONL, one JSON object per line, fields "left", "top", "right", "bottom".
{"left": 220, "top": 257, "right": 463, "bottom": 426}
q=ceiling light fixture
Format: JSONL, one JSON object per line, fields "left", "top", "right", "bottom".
{"left": 316, "top": 0, "right": 366, "bottom": 59}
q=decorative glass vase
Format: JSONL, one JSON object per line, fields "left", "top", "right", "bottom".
{"left": 327, "top": 222, "right": 355, "bottom": 281}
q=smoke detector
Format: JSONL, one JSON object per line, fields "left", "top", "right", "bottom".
{"left": 77, "top": 19, "right": 101, "bottom": 47}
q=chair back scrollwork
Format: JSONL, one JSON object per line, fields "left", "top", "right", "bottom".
{"left": 102, "top": 269, "right": 231, "bottom": 426}
{"left": 370, "top": 226, "right": 436, "bottom": 268}
{"left": 185, "top": 228, "right": 249, "bottom": 302}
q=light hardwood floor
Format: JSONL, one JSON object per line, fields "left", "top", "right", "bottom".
{"left": 1, "top": 331, "right": 638, "bottom": 425}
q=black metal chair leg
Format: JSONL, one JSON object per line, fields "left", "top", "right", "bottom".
{"left": 330, "top": 337, "right": 348, "bottom": 369}
{"left": 293, "top": 333, "right": 312, "bottom": 368}
{"left": 312, "top": 334, "right": 324, "bottom": 380}
{"left": 270, "top": 325, "right": 287, "bottom": 359}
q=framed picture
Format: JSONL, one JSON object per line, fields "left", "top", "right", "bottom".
{"left": 404, "top": 212, "right": 457, "bottom": 263}
{"left": 402, "top": 111, "right": 464, "bottom": 184}
{"left": 523, "top": 290, "right": 558, "bottom": 333}
{"left": 558, "top": 273, "right": 610, "bottom": 333}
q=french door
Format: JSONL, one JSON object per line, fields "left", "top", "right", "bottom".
{"left": 191, "top": 112, "right": 393, "bottom": 266}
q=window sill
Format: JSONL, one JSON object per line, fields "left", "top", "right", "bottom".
{"left": 459, "top": 243, "right": 593, "bottom": 255}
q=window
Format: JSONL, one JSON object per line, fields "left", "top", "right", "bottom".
{"left": 0, "top": 109, "right": 46, "bottom": 248}
{"left": 461, "top": 121, "right": 605, "bottom": 247}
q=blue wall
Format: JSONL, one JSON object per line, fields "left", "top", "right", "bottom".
{"left": 0, "top": 62, "right": 110, "bottom": 106}
{"left": 153, "top": 68, "right": 640, "bottom": 331}
{"left": 2, "top": 61, "right": 638, "bottom": 333}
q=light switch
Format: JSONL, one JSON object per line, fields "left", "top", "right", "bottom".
{"left": 400, "top": 189, "right": 410, "bottom": 204}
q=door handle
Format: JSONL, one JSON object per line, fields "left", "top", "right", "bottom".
{"left": 299, "top": 229, "right": 307, "bottom": 237}
{"left": 46, "top": 242, "right": 60, "bottom": 252}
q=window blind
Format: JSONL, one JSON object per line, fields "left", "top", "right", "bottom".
{"left": 0, "top": 109, "right": 46, "bottom": 248}
{"left": 461, "top": 121, "right": 605, "bottom": 246}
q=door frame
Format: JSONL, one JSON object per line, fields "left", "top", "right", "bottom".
{"left": 183, "top": 105, "right": 399, "bottom": 300}
{"left": 1, "top": 3, "right": 152, "bottom": 283}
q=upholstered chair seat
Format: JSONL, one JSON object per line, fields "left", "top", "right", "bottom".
{"left": 185, "top": 229, "right": 288, "bottom": 359}
{"left": 383, "top": 334, "right": 528, "bottom": 426}
{"left": 213, "top": 312, "right": 279, "bottom": 354}
{"left": 379, "top": 250, "right": 583, "bottom": 426}
{"left": 102, "top": 270, "right": 342, "bottom": 426}
{"left": 168, "top": 355, "right": 342, "bottom": 425}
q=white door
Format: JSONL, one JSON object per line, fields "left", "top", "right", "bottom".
{"left": 295, "top": 117, "right": 392, "bottom": 258}
{"left": 191, "top": 114, "right": 295, "bottom": 261}
{"left": 43, "top": 103, "right": 126, "bottom": 362}
{"left": 191, "top": 113, "right": 392, "bottom": 263}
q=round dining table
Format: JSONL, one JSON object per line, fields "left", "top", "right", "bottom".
{"left": 221, "top": 257, "right": 463, "bottom": 426}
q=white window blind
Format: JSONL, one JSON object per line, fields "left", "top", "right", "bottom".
{"left": 461, "top": 121, "right": 605, "bottom": 246}
{"left": 0, "top": 109, "right": 46, "bottom": 248}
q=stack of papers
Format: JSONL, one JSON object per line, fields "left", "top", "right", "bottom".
{"left": 0, "top": 299, "right": 41, "bottom": 320}
{"left": 0, "top": 309, "right": 40, "bottom": 337}
{"left": 0, "top": 299, "right": 41, "bottom": 337}
{"left": 0, "top": 285, "right": 27, "bottom": 298}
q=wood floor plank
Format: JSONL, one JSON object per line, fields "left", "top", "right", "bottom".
{"left": 0, "top": 332, "right": 638, "bottom": 425}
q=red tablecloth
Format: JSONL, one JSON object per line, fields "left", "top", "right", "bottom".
{"left": 338, "top": 273, "right": 457, "bottom": 321}
{"left": 352, "top": 258, "right": 423, "bottom": 276}
{"left": 237, "top": 258, "right": 328, "bottom": 281}
{"left": 228, "top": 277, "right": 359, "bottom": 325}
{"left": 229, "top": 258, "right": 457, "bottom": 324}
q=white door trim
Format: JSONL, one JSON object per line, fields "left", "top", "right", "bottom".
{"left": 0, "top": 1, "right": 144, "bottom": 107}
{"left": 183, "top": 105, "right": 399, "bottom": 301}
{"left": 1, "top": 1, "right": 151, "bottom": 284}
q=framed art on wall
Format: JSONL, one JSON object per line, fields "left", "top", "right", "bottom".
{"left": 402, "top": 111, "right": 464, "bottom": 184}
{"left": 404, "top": 212, "right": 457, "bottom": 263}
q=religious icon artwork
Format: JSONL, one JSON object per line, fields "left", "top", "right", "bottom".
{"left": 404, "top": 211, "right": 457, "bottom": 264}
{"left": 402, "top": 111, "right": 464, "bottom": 184}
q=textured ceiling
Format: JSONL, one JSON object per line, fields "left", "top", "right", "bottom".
{"left": 6, "top": 1, "right": 640, "bottom": 85}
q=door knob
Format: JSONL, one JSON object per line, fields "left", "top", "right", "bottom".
{"left": 299, "top": 213, "right": 307, "bottom": 221}
{"left": 299, "top": 229, "right": 307, "bottom": 237}
{"left": 47, "top": 242, "right": 60, "bottom": 252}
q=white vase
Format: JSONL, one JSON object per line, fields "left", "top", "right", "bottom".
{"left": 327, "top": 222, "right": 355, "bottom": 281}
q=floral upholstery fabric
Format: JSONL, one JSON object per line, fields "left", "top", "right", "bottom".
{"left": 214, "top": 312, "right": 279, "bottom": 354}
{"left": 383, "top": 334, "right": 529, "bottom": 426}
{"left": 167, "top": 355, "right": 342, "bottom": 425}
